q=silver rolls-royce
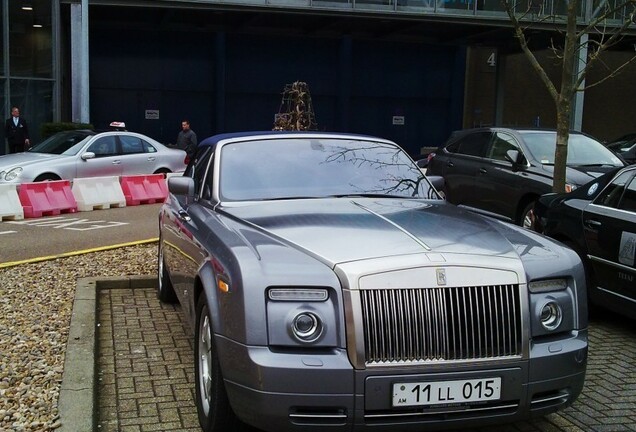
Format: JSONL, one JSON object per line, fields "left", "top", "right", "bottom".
{"left": 158, "top": 131, "right": 587, "bottom": 432}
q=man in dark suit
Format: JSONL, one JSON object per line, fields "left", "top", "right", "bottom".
{"left": 5, "top": 106, "right": 31, "bottom": 153}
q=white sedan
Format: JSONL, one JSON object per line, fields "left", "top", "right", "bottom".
{"left": 0, "top": 129, "right": 187, "bottom": 183}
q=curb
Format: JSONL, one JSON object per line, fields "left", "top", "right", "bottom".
{"left": 58, "top": 275, "right": 157, "bottom": 432}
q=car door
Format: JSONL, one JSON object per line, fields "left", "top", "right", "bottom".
{"left": 119, "top": 134, "right": 158, "bottom": 175}
{"left": 471, "top": 131, "right": 525, "bottom": 222}
{"left": 162, "top": 146, "right": 214, "bottom": 319}
{"left": 441, "top": 131, "right": 492, "bottom": 207}
{"left": 76, "top": 135, "right": 124, "bottom": 178}
{"left": 583, "top": 169, "right": 636, "bottom": 309}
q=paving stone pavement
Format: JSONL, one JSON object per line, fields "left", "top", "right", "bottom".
{"left": 95, "top": 284, "right": 636, "bottom": 432}
{"left": 97, "top": 287, "right": 198, "bottom": 432}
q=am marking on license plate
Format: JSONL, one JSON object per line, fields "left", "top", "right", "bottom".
{"left": 392, "top": 377, "right": 502, "bottom": 407}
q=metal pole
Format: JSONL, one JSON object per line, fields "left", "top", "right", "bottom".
{"left": 71, "top": 0, "right": 90, "bottom": 124}
{"left": 571, "top": 0, "right": 592, "bottom": 132}
{"left": 81, "top": 0, "right": 90, "bottom": 123}
{"left": 571, "top": 33, "right": 587, "bottom": 132}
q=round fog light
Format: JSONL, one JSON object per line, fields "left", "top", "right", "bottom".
{"left": 292, "top": 312, "right": 322, "bottom": 342}
{"left": 540, "top": 301, "right": 562, "bottom": 331}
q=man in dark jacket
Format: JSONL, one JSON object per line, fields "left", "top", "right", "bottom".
{"left": 176, "top": 119, "right": 197, "bottom": 157}
{"left": 5, "top": 106, "right": 30, "bottom": 153}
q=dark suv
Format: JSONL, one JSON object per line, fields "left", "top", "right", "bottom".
{"left": 427, "top": 127, "right": 625, "bottom": 227}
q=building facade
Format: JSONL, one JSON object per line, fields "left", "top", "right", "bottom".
{"left": 1, "top": 0, "right": 59, "bottom": 150}
{"left": 1, "top": 0, "right": 635, "bottom": 156}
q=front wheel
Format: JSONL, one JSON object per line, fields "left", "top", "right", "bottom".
{"left": 519, "top": 201, "right": 535, "bottom": 229}
{"left": 195, "top": 295, "right": 243, "bottom": 432}
{"left": 33, "top": 173, "right": 61, "bottom": 182}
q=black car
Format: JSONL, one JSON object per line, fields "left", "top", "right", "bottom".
{"left": 606, "top": 137, "right": 636, "bottom": 165}
{"left": 427, "top": 127, "right": 625, "bottom": 227}
{"left": 534, "top": 165, "right": 636, "bottom": 318}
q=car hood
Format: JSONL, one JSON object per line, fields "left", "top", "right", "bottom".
{"left": 539, "top": 164, "right": 620, "bottom": 186}
{"left": 0, "top": 151, "right": 67, "bottom": 169}
{"left": 220, "top": 198, "right": 560, "bottom": 267}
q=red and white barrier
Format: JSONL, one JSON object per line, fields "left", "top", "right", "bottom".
{"left": 19, "top": 180, "right": 78, "bottom": 218}
{"left": 0, "top": 184, "right": 24, "bottom": 221}
{"left": 72, "top": 176, "right": 126, "bottom": 211}
{"left": 120, "top": 174, "right": 168, "bottom": 206}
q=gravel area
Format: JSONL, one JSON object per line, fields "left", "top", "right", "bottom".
{"left": 0, "top": 243, "right": 158, "bottom": 432}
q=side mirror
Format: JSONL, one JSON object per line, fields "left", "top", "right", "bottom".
{"left": 168, "top": 176, "right": 195, "bottom": 196}
{"left": 505, "top": 149, "right": 521, "bottom": 165}
{"left": 81, "top": 152, "right": 96, "bottom": 160}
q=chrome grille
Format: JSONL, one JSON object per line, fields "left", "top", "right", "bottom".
{"left": 361, "top": 285, "right": 521, "bottom": 364}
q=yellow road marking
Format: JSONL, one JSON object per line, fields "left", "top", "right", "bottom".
{"left": 0, "top": 238, "right": 159, "bottom": 269}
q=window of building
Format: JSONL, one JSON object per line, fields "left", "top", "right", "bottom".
{"left": 9, "top": 0, "right": 53, "bottom": 78}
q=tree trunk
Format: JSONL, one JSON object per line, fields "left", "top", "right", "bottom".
{"left": 553, "top": 100, "right": 570, "bottom": 193}
{"left": 552, "top": 0, "right": 579, "bottom": 194}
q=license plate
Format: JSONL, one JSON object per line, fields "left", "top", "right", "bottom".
{"left": 392, "top": 377, "right": 501, "bottom": 407}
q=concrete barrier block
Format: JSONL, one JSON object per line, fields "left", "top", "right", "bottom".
{"left": 19, "top": 180, "right": 78, "bottom": 218}
{"left": 120, "top": 174, "right": 168, "bottom": 206}
{"left": 0, "top": 184, "right": 24, "bottom": 221}
{"left": 72, "top": 176, "right": 126, "bottom": 212}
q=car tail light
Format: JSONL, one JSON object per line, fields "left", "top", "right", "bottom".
{"left": 184, "top": 155, "right": 190, "bottom": 165}
{"left": 427, "top": 152, "right": 436, "bottom": 161}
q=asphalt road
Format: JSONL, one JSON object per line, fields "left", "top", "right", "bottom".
{"left": 0, "top": 203, "right": 162, "bottom": 265}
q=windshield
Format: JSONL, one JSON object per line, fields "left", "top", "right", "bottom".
{"left": 521, "top": 132, "right": 624, "bottom": 166}
{"left": 29, "top": 131, "right": 93, "bottom": 155}
{"left": 219, "top": 137, "right": 439, "bottom": 201}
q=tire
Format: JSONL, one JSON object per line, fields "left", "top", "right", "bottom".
{"left": 157, "top": 239, "right": 177, "bottom": 303}
{"left": 519, "top": 201, "right": 535, "bottom": 229}
{"left": 194, "top": 294, "right": 243, "bottom": 432}
{"left": 34, "top": 173, "right": 60, "bottom": 182}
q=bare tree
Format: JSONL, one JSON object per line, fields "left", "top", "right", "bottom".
{"left": 501, "top": 0, "right": 636, "bottom": 192}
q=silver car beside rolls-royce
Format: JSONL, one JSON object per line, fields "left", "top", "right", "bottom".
{"left": 0, "top": 129, "right": 186, "bottom": 183}
{"left": 157, "top": 131, "right": 588, "bottom": 432}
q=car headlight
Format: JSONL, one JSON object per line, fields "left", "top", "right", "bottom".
{"left": 269, "top": 288, "right": 328, "bottom": 301}
{"left": 565, "top": 183, "right": 576, "bottom": 193}
{"left": 291, "top": 312, "right": 322, "bottom": 342}
{"left": 539, "top": 300, "right": 563, "bottom": 331}
{"left": 528, "top": 279, "right": 567, "bottom": 293}
{"left": 529, "top": 279, "right": 575, "bottom": 336}
{"left": 3, "top": 167, "right": 23, "bottom": 182}
{"left": 266, "top": 287, "right": 340, "bottom": 348}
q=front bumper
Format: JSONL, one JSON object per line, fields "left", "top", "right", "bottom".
{"left": 217, "top": 329, "right": 587, "bottom": 432}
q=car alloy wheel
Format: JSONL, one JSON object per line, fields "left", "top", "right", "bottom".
{"left": 198, "top": 307, "right": 213, "bottom": 417}
{"left": 520, "top": 202, "right": 536, "bottom": 229}
{"left": 194, "top": 295, "right": 242, "bottom": 432}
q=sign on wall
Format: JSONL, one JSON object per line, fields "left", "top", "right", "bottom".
{"left": 145, "top": 109, "right": 160, "bottom": 120}
{"left": 392, "top": 116, "right": 405, "bottom": 126}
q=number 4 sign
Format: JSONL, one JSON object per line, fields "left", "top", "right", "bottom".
{"left": 487, "top": 52, "right": 496, "bottom": 67}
